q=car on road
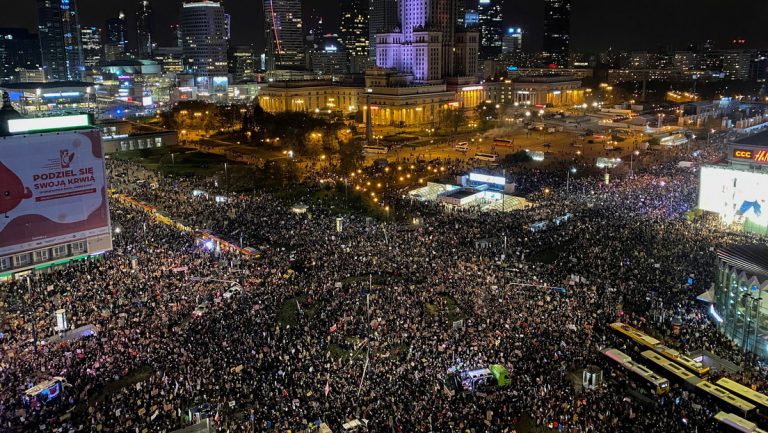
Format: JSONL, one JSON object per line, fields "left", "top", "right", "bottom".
{"left": 192, "top": 301, "right": 210, "bottom": 318}
{"left": 223, "top": 284, "right": 243, "bottom": 299}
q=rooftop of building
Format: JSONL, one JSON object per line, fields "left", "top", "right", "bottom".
{"left": 718, "top": 244, "right": 768, "bottom": 280}
{"left": 735, "top": 130, "right": 768, "bottom": 147}
{"left": 0, "top": 81, "right": 92, "bottom": 90}
{"left": 102, "top": 59, "right": 159, "bottom": 67}
{"left": 514, "top": 75, "right": 582, "bottom": 83}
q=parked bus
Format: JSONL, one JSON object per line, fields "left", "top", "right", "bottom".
{"left": 641, "top": 352, "right": 755, "bottom": 418}
{"left": 640, "top": 350, "right": 701, "bottom": 388}
{"left": 494, "top": 138, "right": 514, "bottom": 147}
{"left": 602, "top": 348, "right": 669, "bottom": 395}
{"left": 697, "top": 381, "right": 756, "bottom": 418}
{"left": 717, "top": 378, "right": 768, "bottom": 419}
{"left": 473, "top": 153, "right": 499, "bottom": 162}
{"left": 363, "top": 145, "right": 388, "bottom": 155}
{"left": 715, "top": 412, "right": 767, "bottom": 433}
{"left": 611, "top": 322, "right": 710, "bottom": 377}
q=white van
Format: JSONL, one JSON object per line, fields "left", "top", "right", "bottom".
{"left": 455, "top": 142, "right": 470, "bottom": 152}
{"left": 473, "top": 153, "right": 499, "bottom": 162}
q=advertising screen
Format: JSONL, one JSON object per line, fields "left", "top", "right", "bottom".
{"left": 699, "top": 165, "right": 768, "bottom": 228}
{"left": 0, "top": 129, "right": 111, "bottom": 256}
{"left": 469, "top": 173, "right": 505, "bottom": 185}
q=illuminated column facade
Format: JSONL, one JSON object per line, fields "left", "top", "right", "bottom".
{"left": 713, "top": 248, "right": 768, "bottom": 357}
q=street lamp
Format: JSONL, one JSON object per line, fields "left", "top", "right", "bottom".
{"left": 630, "top": 150, "right": 640, "bottom": 177}
{"left": 567, "top": 167, "right": 576, "bottom": 194}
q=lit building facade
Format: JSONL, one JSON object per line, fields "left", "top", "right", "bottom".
{"left": 105, "top": 13, "right": 128, "bottom": 62}
{"left": 258, "top": 80, "right": 362, "bottom": 114}
{"left": 36, "top": 0, "right": 83, "bottom": 81}
{"left": 712, "top": 245, "right": 768, "bottom": 358}
{"left": 180, "top": 1, "right": 228, "bottom": 91}
{"left": 263, "top": 0, "right": 305, "bottom": 70}
{"left": 502, "top": 27, "right": 523, "bottom": 54}
{"left": 310, "top": 44, "right": 349, "bottom": 76}
{"left": 340, "top": 0, "right": 369, "bottom": 72}
{"left": 375, "top": 0, "right": 471, "bottom": 82}
{"left": 369, "top": 0, "right": 399, "bottom": 63}
{"left": 477, "top": 0, "right": 503, "bottom": 59}
{"left": 80, "top": 26, "right": 103, "bottom": 69}
{"left": 0, "top": 29, "right": 42, "bottom": 82}
{"left": 229, "top": 45, "right": 257, "bottom": 82}
{"left": 153, "top": 46, "right": 184, "bottom": 74}
{"left": 136, "top": 0, "right": 153, "bottom": 58}
{"left": 486, "top": 75, "right": 584, "bottom": 107}
{"left": 542, "top": 0, "right": 571, "bottom": 67}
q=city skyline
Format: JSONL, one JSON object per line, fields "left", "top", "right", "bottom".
{"left": 2, "top": 0, "right": 768, "bottom": 53}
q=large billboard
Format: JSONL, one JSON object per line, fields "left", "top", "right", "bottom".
{"left": 699, "top": 165, "right": 768, "bottom": 230}
{"left": 730, "top": 147, "right": 768, "bottom": 165}
{"left": 0, "top": 129, "right": 111, "bottom": 256}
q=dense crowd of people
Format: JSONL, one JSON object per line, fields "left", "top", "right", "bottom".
{"left": 0, "top": 134, "right": 766, "bottom": 433}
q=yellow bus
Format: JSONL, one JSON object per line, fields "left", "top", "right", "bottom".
{"left": 603, "top": 348, "right": 669, "bottom": 395}
{"left": 640, "top": 350, "right": 701, "bottom": 388}
{"left": 717, "top": 378, "right": 768, "bottom": 417}
{"left": 610, "top": 322, "right": 710, "bottom": 377}
{"left": 697, "top": 381, "right": 755, "bottom": 417}
{"left": 715, "top": 411, "right": 767, "bottom": 433}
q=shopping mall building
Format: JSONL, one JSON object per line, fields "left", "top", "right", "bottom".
{"left": 712, "top": 245, "right": 768, "bottom": 357}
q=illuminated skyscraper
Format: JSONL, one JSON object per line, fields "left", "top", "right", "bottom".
{"left": 181, "top": 1, "right": 228, "bottom": 77}
{"left": 263, "top": 0, "right": 305, "bottom": 70}
{"left": 375, "top": 0, "right": 473, "bottom": 81}
{"left": 105, "top": 12, "right": 128, "bottom": 61}
{"left": 340, "top": 0, "right": 369, "bottom": 72}
{"left": 36, "top": 0, "right": 83, "bottom": 81}
{"left": 477, "top": 0, "right": 502, "bottom": 59}
{"left": 368, "top": 0, "right": 398, "bottom": 63}
{"left": 542, "top": 0, "right": 571, "bottom": 67}
{"left": 0, "top": 29, "right": 41, "bottom": 81}
{"left": 502, "top": 27, "right": 522, "bottom": 54}
{"left": 136, "top": 0, "right": 153, "bottom": 58}
{"left": 80, "top": 26, "right": 103, "bottom": 68}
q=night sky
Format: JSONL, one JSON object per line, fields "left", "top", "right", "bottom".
{"left": 3, "top": 0, "right": 768, "bottom": 53}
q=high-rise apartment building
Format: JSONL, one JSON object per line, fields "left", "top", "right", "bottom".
{"left": 229, "top": 45, "right": 258, "bottom": 82}
{"left": 502, "top": 27, "right": 522, "bottom": 54}
{"left": 263, "top": 0, "right": 305, "bottom": 70}
{"left": 340, "top": 0, "right": 369, "bottom": 72}
{"left": 368, "top": 0, "right": 399, "bottom": 63}
{"left": 477, "top": 0, "right": 502, "bottom": 59}
{"left": 80, "top": 26, "right": 103, "bottom": 69}
{"left": 105, "top": 13, "right": 128, "bottom": 62}
{"left": 136, "top": 0, "right": 153, "bottom": 58}
{"left": 180, "top": 0, "right": 228, "bottom": 78}
{"left": 542, "top": 0, "right": 571, "bottom": 67}
{"left": 0, "top": 28, "right": 41, "bottom": 82}
{"left": 36, "top": 0, "right": 83, "bottom": 81}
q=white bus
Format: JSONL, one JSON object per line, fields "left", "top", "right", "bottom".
{"left": 363, "top": 145, "right": 388, "bottom": 155}
{"left": 473, "top": 153, "right": 499, "bottom": 162}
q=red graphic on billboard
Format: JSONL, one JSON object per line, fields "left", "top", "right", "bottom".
{"left": 0, "top": 162, "right": 33, "bottom": 216}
